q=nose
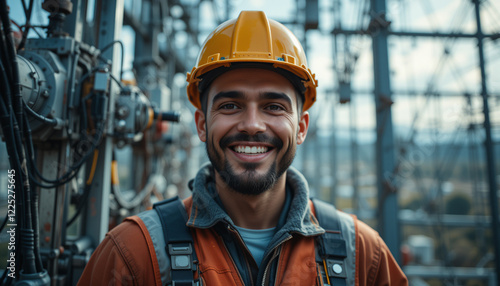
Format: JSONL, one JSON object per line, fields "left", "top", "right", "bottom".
{"left": 237, "top": 105, "right": 266, "bottom": 135}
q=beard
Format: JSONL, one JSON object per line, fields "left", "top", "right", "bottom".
{"left": 206, "top": 132, "right": 296, "bottom": 196}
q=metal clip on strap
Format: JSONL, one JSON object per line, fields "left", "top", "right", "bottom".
{"left": 154, "top": 196, "right": 200, "bottom": 286}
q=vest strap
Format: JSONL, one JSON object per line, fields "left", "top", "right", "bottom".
{"left": 312, "top": 198, "right": 348, "bottom": 286}
{"left": 154, "top": 196, "right": 201, "bottom": 286}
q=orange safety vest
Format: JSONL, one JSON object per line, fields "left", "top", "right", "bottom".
{"left": 183, "top": 197, "right": 322, "bottom": 285}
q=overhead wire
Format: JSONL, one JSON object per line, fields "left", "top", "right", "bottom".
{"left": 483, "top": 0, "right": 500, "bottom": 29}
{"left": 385, "top": 2, "right": 487, "bottom": 277}
{"left": 466, "top": 96, "right": 489, "bottom": 256}
{"left": 398, "top": 1, "right": 472, "bottom": 151}
{"left": 419, "top": 0, "right": 438, "bottom": 32}
{"left": 18, "top": 0, "right": 34, "bottom": 50}
{"left": 407, "top": 1, "right": 487, "bottom": 275}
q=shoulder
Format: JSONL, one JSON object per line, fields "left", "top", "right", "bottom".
{"left": 351, "top": 217, "right": 408, "bottom": 286}
{"left": 352, "top": 217, "right": 382, "bottom": 248}
{"left": 78, "top": 214, "right": 162, "bottom": 286}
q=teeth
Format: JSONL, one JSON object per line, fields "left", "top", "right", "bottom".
{"left": 234, "top": 146, "right": 269, "bottom": 154}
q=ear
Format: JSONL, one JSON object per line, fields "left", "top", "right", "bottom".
{"left": 297, "top": 111, "right": 309, "bottom": 145}
{"left": 194, "top": 109, "right": 207, "bottom": 142}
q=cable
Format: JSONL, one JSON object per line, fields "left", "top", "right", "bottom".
{"left": 24, "top": 102, "right": 59, "bottom": 126}
{"left": 0, "top": 14, "right": 13, "bottom": 85}
{"left": 100, "top": 40, "right": 125, "bottom": 81}
{"left": 0, "top": 0, "right": 25, "bottom": 135}
{"left": 22, "top": 110, "right": 43, "bottom": 272}
{"left": 0, "top": 91, "right": 14, "bottom": 237}
{"left": 0, "top": 267, "right": 11, "bottom": 286}
{"left": 0, "top": 23, "right": 37, "bottom": 276}
{"left": 110, "top": 151, "right": 164, "bottom": 210}
{"left": 29, "top": 128, "right": 103, "bottom": 188}
{"left": 112, "top": 170, "right": 161, "bottom": 210}
{"left": 22, "top": 87, "right": 105, "bottom": 188}
{"left": 66, "top": 184, "right": 91, "bottom": 227}
{"left": 0, "top": 213, "right": 7, "bottom": 233}
{"left": 66, "top": 150, "right": 99, "bottom": 227}
{"left": 22, "top": 111, "right": 73, "bottom": 188}
{"left": 23, "top": 119, "right": 102, "bottom": 188}
{"left": 25, "top": 79, "right": 112, "bottom": 188}
{"left": 109, "top": 72, "right": 124, "bottom": 89}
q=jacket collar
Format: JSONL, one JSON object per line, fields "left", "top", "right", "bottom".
{"left": 186, "top": 163, "right": 324, "bottom": 237}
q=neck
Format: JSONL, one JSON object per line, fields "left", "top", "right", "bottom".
{"left": 215, "top": 171, "right": 287, "bottom": 229}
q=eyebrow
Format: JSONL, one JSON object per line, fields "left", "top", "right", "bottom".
{"left": 211, "top": 91, "right": 245, "bottom": 105}
{"left": 261, "top": 92, "right": 293, "bottom": 107}
{"left": 211, "top": 91, "right": 293, "bottom": 107}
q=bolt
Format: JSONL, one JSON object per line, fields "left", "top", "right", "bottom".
{"left": 117, "top": 106, "right": 129, "bottom": 118}
{"left": 116, "top": 120, "right": 127, "bottom": 131}
{"left": 332, "top": 263, "right": 343, "bottom": 274}
{"left": 117, "top": 140, "right": 126, "bottom": 148}
{"left": 42, "top": 90, "right": 50, "bottom": 98}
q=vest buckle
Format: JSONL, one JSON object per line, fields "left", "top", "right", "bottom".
{"left": 169, "top": 244, "right": 194, "bottom": 270}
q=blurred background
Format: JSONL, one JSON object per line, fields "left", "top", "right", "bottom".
{"left": 0, "top": 0, "right": 499, "bottom": 285}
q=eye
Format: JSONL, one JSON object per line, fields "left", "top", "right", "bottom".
{"left": 220, "top": 103, "right": 238, "bottom": 110}
{"left": 266, "top": 104, "right": 285, "bottom": 111}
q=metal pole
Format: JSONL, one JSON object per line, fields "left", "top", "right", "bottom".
{"left": 63, "top": 0, "right": 86, "bottom": 41}
{"left": 84, "top": 0, "right": 124, "bottom": 245}
{"left": 350, "top": 100, "right": 359, "bottom": 213}
{"left": 330, "top": 99, "right": 337, "bottom": 205}
{"left": 370, "top": 0, "right": 400, "bottom": 262}
{"left": 473, "top": 0, "right": 500, "bottom": 284}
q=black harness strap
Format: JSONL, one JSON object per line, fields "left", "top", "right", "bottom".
{"left": 153, "top": 196, "right": 200, "bottom": 286}
{"left": 312, "top": 198, "right": 348, "bottom": 286}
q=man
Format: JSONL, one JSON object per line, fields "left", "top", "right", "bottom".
{"left": 78, "top": 11, "right": 407, "bottom": 285}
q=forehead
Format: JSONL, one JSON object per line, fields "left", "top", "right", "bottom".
{"left": 207, "top": 68, "right": 297, "bottom": 104}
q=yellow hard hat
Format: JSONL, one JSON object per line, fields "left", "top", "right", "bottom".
{"left": 186, "top": 11, "right": 318, "bottom": 111}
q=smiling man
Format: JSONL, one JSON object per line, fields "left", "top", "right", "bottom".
{"left": 196, "top": 68, "right": 309, "bottom": 231}
{"left": 78, "top": 11, "right": 407, "bottom": 286}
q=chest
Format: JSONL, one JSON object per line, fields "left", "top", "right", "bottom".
{"left": 192, "top": 227, "right": 319, "bottom": 286}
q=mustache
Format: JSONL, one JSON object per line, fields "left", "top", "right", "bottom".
{"left": 219, "top": 133, "right": 283, "bottom": 150}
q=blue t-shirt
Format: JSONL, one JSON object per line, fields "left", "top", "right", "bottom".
{"left": 234, "top": 226, "right": 276, "bottom": 266}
